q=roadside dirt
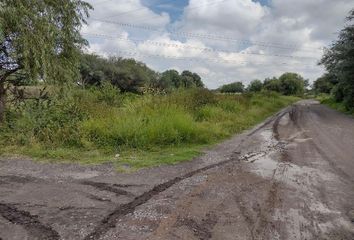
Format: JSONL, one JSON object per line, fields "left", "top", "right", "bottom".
{"left": 1, "top": 100, "right": 354, "bottom": 239}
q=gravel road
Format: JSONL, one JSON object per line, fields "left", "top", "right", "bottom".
{"left": 1, "top": 100, "right": 354, "bottom": 240}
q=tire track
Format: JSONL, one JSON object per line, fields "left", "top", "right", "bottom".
{"left": 0, "top": 203, "right": 60, "bottom": 240}
{"left": 80, "top": 181, "right": 135, "bottom": 197}
{"left": 288, "top": 105, "right": 354, "bottom": 184}
{"left": 83, "top": 154, "right": 241, "bottom": 240}
{"left": 250, "top": 112, "right": 288, "bottom": 239}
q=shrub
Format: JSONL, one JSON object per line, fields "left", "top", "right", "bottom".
{"left": 0, "top": 86, "right": 298, "bottom": 168}
{"left": 5, "top": 96, "right": 86, "bottom": 147}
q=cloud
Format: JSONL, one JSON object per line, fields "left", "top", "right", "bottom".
{"left": 177, "top": 0, "right": 268, "bottom": 37}
{"left": 83, "top": 0, "right": 352, "bottom": 88}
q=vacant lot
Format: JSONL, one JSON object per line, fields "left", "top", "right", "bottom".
{"left": 1, "top": 100, "right": 354, "bottom": 239}
{"left": 0, "top": 89, "right": 297, "bottom": 169}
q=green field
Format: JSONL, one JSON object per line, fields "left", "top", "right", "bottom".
{"left": 0, "top": 87, "right": 298, "bottom": 170}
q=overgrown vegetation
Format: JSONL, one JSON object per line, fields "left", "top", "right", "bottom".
{"left": 317, "top": 94, "right": 353, "bottom": 115}
{"left": 314, "top": 9, "right": 354, "bottom": 110}
{"left": 0, "top": 0, "right": 300, "bottom": 170}
{"left": 0, "top": 87, "right": 297, "bottom": 169}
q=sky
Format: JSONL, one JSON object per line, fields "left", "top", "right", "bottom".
{"left": 83, "top": 0, "right": 353, "bottom": 89}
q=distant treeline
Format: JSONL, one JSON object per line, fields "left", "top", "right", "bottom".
{"left": 80, "top": 53, "right": 308, "bottom": 96}
{"left": 79, "top": 53, "right": 204, "bottom": 93}
{"left": 218, "top": 72, "right": 308, "bottom": 96}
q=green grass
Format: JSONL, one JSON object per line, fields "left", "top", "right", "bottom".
{"left": 0, "top": 87, "right": 299, "bottom": 170}
{"left": 317, "top": 94, "right": 353, "bottom": 115}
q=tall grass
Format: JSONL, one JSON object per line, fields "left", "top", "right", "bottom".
{"left": 317, "top": 94, "right": 353, "bottom": 114}
{"left": 0, "top": 86, "right": 298, "bottom": 169}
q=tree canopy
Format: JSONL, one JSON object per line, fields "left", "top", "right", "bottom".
{"left": 79, "top": 53, "right": 205, "bottom": 93}
{"left": 248, "top": 80, "right": 263, "bottom": 92}
{"left": 218, "top": 73, "right": 307, "bottom": 95}
{"left": 313, "top": 73, "right": 338, "bottom": 94}
{"left": 278, "top": 73, "right": 306, "bottom": 96}
{"left": 263, "top": 77, "right": 281, "bottom": 92}
{"left": 0, "top": 0, "right": 91, "bottom": 83}
{"left": 0, "top": 0, "right": 91, "bottom": 121}
{"left": 263, "top": 73, "right": 306, "bottom": 96}
{"left": 219, "top": 81, "right": 245, "bottom": 93}
{"left": 320, "top": 9, "right": 354, "bottom": 109}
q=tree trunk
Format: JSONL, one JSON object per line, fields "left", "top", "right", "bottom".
{"left": 0, "top": 82, "right": 5, "bottom": 123}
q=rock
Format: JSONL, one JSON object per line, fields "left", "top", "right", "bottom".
{"left": 115, "top": 154, "right": 120, "bottom": 158}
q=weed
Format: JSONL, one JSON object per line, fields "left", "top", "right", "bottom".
{"left": 0, "top": 88, "right": 298, "bottom": 169}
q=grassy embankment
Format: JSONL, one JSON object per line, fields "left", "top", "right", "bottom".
{"left": 317, "top": 94, "right": 354, "bottom": 115}
{"left": 0, "top": 86, "right": 298, "bottom": 170}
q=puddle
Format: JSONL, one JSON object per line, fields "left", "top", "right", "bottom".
{"left": 251, "top": 156, "right": 278, "bottom": 178}
{"left": 278, "top": 113, "right": 290, "bottom": 126}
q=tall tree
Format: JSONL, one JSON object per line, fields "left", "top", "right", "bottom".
{"left": 313, "top": 73, "right": 337, "bottom": 94}
{"left": 0, "top": 0, "right": 92, "bottom": 122}
{"left": 320, "top": 9, "right": 354, "bottom": 109}
{"left": 248, "top": 79, "right": 263, "bottom": 92}
{"left": 278, "top": 72, "right": 305, "bottom": 96}
{"left": 181, "top": 70, "right": 204, "bottom": 88}
{"left": 154, "top": 70, "right": 180, "bottom": 90}
{"left": 263, "top": 77, "right": 281, "bottom": 92}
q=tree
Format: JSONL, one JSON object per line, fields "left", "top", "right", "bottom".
{"left": 0, "top": 0, "right": 91, "bottom": 122}
{"left": 192, "top": 73, "right": 204, "bottom": 88}
{"left": 108, "top": 58, "right": 156, "bottom": 93}
{"left": 219, "top": 82, "right": 244, "bottom": 93}
{"left": 150, "top": 70, "right": 204, "bottom": 91}
{"left": 153, "top": 70, "right": 180, "bottom": 90}
{"left": 278, "top": 72, "right": 306, "bottom": 96}
{"left": 181, "top": 71, "right": 204, "bottom": 88}
{"left": 168, "top": 70, "right": 183, "bottom": 88}
{"left": 248, "top": 79, "right": 263, "bottom": 92}
{"left": 313, "top": 73, "right": 337, "bottom": 94}
{"left": 320, "top": 9, "right": 354, "bottom": 109}
{"left": 263, "top": 77, "right": 281, "bottom": 92}
{"left": 79, "top": 54, "right": 106, "bottom": 86}
{"left": 79, "top": 55, "right": 159, "bottom": 93}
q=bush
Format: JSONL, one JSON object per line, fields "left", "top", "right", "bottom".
{"left": 4, "top": 95, "right": 86, "bottom": 147}
{"left": 0, "top": 86, "right": 298, "bottom": 168}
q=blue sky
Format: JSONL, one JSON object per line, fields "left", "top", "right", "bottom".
{"left": 142, "top": 0, "right": 189, "bottom": 22}
{"left": 143, "top": 0, "right": 270, "bottom": 23}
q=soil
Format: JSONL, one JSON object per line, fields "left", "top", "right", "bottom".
{"left": 1, "top": 100, "right": 354, "bottom": 240}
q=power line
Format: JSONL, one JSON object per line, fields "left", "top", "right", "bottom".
{"left": 89, "top": 48, "right": 319, "bottom": 68}
{"left": 82, "top": 32, "right": 320, "bottom": 60}
{"left": 88, "top": 18, "right": 323, "bottom": 52}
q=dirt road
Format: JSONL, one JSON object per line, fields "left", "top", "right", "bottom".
{"left": 1, "top": 100, "right": 354, "bottom": 240}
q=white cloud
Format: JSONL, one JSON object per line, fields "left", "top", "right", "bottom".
{"left": 83, "top": 0, "right": 352, "bottom": 88}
